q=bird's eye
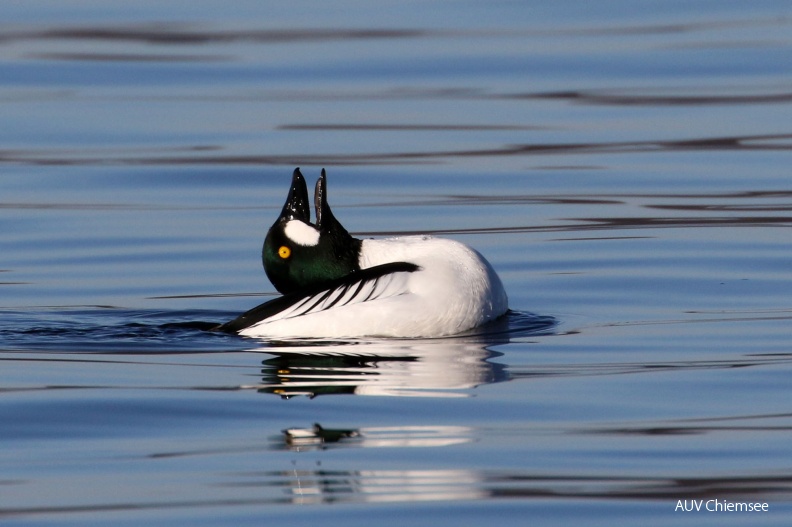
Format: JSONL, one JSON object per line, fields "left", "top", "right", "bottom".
{"left": 278, "top": 246, "right": 291, "bottom": 259}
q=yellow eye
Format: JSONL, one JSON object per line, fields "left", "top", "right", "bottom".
{"left": 278, "top": 245, "right": 291, "bottom": 259}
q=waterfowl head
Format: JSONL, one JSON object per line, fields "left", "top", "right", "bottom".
{"left": 263, "top": 168, "right": 362, "bottom": 294}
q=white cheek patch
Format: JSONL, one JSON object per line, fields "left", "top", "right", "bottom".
{"left": 284, "top": 220, "right": 321, "bottom": 246}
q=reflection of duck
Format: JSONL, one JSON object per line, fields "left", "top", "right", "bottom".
{"left": 258, "top": 340, "right": 503, "bottom": 398}
{"left": 275, "top": 424, "right": 484, "bottom": 503}
{"left": 282, "top": 423, "right": 473, "bottom": 450}
{"left": 219, "top": 168, "right": 508, "bottom": 338}
{"left": 281, "top": 466, "right": 486, "bottom": 505}
{"left": 247, "top": 312, "right": 555, "bottom": 398}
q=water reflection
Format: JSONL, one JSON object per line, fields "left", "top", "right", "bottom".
{"left": 282, "top": 423, "right": 473, "bottom": 450}
{"left": 227, "top": 466, "right": 792, "bottom": 506}
{"left": 257, "top": 343, "right": 499, "bottom": 399}
{"left": 265, "top": 413, "right": 792, "bottom": 505}
{"left": 247, "top": 312, "right": 555, "bottom": 399}
{"left": 276, "top": 468, "right": 487, "bottom": 505}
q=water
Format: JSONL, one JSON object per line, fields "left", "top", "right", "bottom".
{"left": 2, "top": 1, "right": 792, "bottom": 525}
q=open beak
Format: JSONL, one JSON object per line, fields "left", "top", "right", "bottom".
{"left": 276, "top": 167, "right": 348, "bottom": 236}
{"left": 314, "top": 168, "right": 328, "bottom": 228}
{"left": 314, "top": 168, "right": 345, "bottom": 233}
{"left": 277, "top": 168, "right": 311, "bottom": 223}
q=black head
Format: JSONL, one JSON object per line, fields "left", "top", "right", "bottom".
{"left": 262, "top": 168, "right": 362, "bottom": 294}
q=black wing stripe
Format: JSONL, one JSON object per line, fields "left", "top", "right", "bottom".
{"left": 318, "top": 284, "right": 348, "bottom": 310}
{"left": 280, "top": 281, "right": 360, "bottom": 320}
{"left": 217, "top": 262, "right": 421, "bottom": 333}
{"left": 328, "top": 279, "right": 365, "bottom": 310}
{"left": 289, "top": 295, "right": 313, "bottom": 313}
{"left": 300, "top": 286, "right": 338, "bottom": 315}
{"left": 347, "top": 275, "right": 370, "bottom": 304}
{"left": 362, "top": 277, "right": 380, "bottom": 302}
{"left": 325, "top": 282, "right": 353, "bottom": 310}
{"left": 279, "top": 295, "right": 314, "bottom": 319}
{"left": 292, "top": 276, "right": 376, "bottom": 318}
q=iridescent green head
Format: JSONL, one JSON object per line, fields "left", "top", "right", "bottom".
{"left": 263, "top": 168, "right": 361, "bottom": 294}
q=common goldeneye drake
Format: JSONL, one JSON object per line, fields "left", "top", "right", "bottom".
{"left": 219, "top": 168, "right": 508, "bottom": 338}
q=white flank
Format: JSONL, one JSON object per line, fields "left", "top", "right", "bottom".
{"left": 238, "top": 235, "right": 509, "bottom": 339}
{"left": 283, "top": 220, "right": 320, "bottom": 246}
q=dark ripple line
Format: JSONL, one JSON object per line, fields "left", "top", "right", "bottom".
{"left": 647, "top": 203, "right": 792, "bottom": 212}
{"left": 0, "top": 497, "right": 292, "bottom": 521}
{"left": 2, "top": 16, "right": 787, "bottom": 45}
{"left": 510, "top": 355, "right": 792, "bottom": 382}
{"left": 580, "top": 424, "right": 792, "bottom": 436}
{"left": 27, "top": 52, "right": 231, "bottom": 63}
{"left": 3, "top": 133, "right": 791, "bottom": 167}
{"left": 510, "top": 89, "right": 792, "bottom": 106}
{"left": 1, "top": 26, "right": 425, "bottom": 45}
{"left": 278, "top": 123, "right": 546, "bottom": 131}
{"left": 2, "top": 190, "right": 788, "bottom": 213}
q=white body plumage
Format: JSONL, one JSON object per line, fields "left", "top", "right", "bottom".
{"left": 237, "top": 236, "right": 508, "bottom": 339}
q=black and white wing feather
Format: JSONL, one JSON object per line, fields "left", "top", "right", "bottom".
{"left": 218, "top": 262, "right": 419, "bottom": 334}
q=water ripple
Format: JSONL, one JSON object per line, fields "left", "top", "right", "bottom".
{"left": 3, "top": 133, "right": 791, "bottom": 167}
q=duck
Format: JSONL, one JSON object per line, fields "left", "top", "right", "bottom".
{"left": 218, "top": 168, "right": 508, "bottom": 338}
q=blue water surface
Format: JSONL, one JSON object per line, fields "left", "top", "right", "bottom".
{"left": 1, "top": 1, "right": 791, "bottom": 525}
